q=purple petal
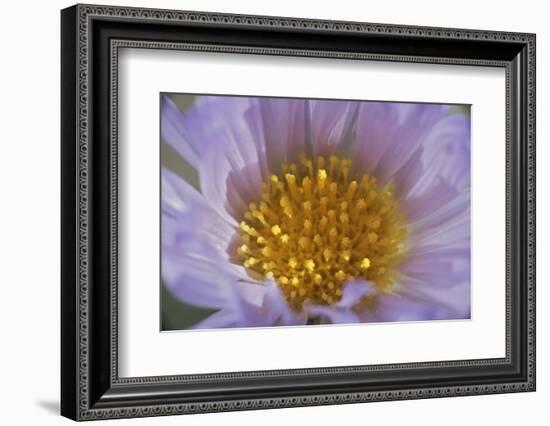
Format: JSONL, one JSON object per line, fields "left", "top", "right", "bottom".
{"left": 162, "top": 168, "right": 258, "bottom": 312}
{"left": 162, "top": 96, "right": 267, "bottom": 169}
{"left": 400, "top": 113, "right": 470, "bottom": 221}
{"left": 190, "top": 309, "right": 240, "bottom": 329}
{"left": 412, "top": 205, "right": 470, "bottom": 249}
{"left": 161, "top": 96, "right": 201, "bottom": 169}
{"left": 405, "top": 179, "right": 459, "bottom": 223}
{"left": 303, "top": 280, "right": 375, "bottom": 324}
{"left": 367, "top": 291, "right": 461, "bottom": 322}
{"left": 191, "top": 280, "right": 306, "bottom": 329}
{"left": 415, "top": 188, "right": 470, "bottom": 228}
{"left": 308, "top": 99, "right": 359, "bottom": 158}
{"left": 373, "top": 104, "right": 450, "bottom": 184}
{"left": 162, "top": 165, "right": 204, "bottom": 218}
{"left": 390, "top": 147, "right": 425, "bottom": 199}
{"left": 199, "top": 140, "right": 264, "bottom": 224}
{"left": 400, "top": 248, "right": 470, "bottom": 289}
{"left": 163, "top": 227, "right": 281, "bottom": 329}
{"left": 352, "top": 103, "right": 399, "bottom": 175}
{"left": 162, "top": 234, "right": 239, "bottom": 310}
{"left": 190, "top": 298, "right": 263, "bottom": 330}
{"left": 260, "top": 281, "right": 307, "bottom": 326}
{"left": 423, "top": 280, "right": 471, "bottom": 318}
{"left": 162, "top": 168, "right": 235, "bottom": 249}
{"left": 162, "top": 95, "right": 270, "bottom": 223}
{"left": 353, "top": 103, "right": 449, "bottom": 182}
{"left": 397, "top": 279, "right": 471, "bottom": 320}
{"left": 412, "top": 113, "right": 471, "bottom": 193}
{"left": 189, "top": 98, "right": 270, "bottom": 223}
{"left": 336, "top": 280, "right": 377, "bottom": 307}
{"left": 259, "top": 98, "right": 309, "bottom": 170}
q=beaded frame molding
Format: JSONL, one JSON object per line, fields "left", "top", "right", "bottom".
{"left": 60, "top": 3, "right": 536, "bottom": 421}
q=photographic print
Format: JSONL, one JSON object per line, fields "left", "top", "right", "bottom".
{"left": 161, "top": 94, "right": 471, "bottom": 331}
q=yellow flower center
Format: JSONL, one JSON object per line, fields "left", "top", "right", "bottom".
{"left": 236, "top": 155, "right": 408, "bottom": 310}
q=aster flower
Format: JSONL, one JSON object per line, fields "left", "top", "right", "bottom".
{"left": 161, "top": 95, "right": 470, "bottom": 329}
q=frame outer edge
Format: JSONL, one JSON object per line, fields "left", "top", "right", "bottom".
{"left": 527, "top": 33, "right": 536, "bottom": 390}
{"left": 61, "top": 4, "right": 80, "bottom": 422}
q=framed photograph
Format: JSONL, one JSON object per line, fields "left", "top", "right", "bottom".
{"left": 61, "top": 4, "right": 536, "bottom": 421}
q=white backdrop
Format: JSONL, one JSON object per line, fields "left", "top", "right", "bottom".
{"left": 0, "top": 0, "right": 546, "bottom": 425}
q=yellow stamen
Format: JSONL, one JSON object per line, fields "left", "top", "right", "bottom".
{"left": 335, "top": 270, "right": 347, "bottom": 281}
{"left": 360, "top": 258, "right": 371, "bottom": 269}
{"left": 236, "top": 155, "right": 408, "bottom": 310}
{"left": 304, "top": 259, "right": 316, "bottom": 272}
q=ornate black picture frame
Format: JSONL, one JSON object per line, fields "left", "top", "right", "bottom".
{"left": 61, "top": 3, "right": 536, "bottom": 421}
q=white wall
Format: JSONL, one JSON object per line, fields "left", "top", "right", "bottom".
{"left": 0, "top": 0, "right": 546, "bottom": 424}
